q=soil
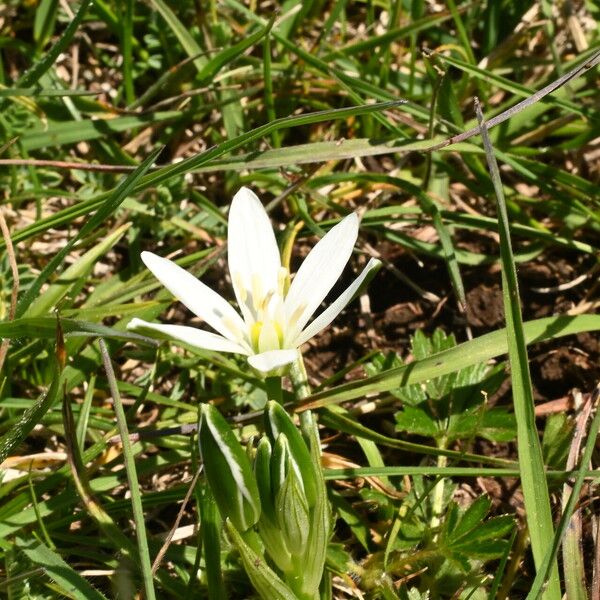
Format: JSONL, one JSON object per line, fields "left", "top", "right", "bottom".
{"left": 304, "top": 240, "right": 600, "bottom": 403}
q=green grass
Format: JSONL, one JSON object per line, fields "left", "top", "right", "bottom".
{"left": 1, "top": 1, "right": 599, "bottom": 598}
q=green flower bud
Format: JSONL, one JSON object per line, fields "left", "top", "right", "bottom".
{"left": 264, "top": 401, "right": 318, "bottom": 506}
{"left": 275, "top": 458, "right": 310, "bottom": 556}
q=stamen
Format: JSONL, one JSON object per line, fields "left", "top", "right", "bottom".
{"left": 251, "top": 274, "right": 263, "bottom": 311}
{"left": 232, "top": 272, "right": 247, "bottom": 303}
{"left": 278, "top": 267, "right": 290, "bottom": 297}
{"left": 250, "top": 321, "right": 263, "bottom": 352}
{"left": 288, "top": 302, "right": 307, "bottom": 329}
{"left": 261, "top": 290, "right": 275, "bottom": 312}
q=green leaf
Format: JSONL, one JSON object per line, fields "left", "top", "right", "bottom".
{"left": 0, "top": 317, "right": 157, "bottom": 344}
{"left": 197, "top": 18, "right": 274, "bottom": 83}
{"left": 198, "top": 404, "right": 261, "bottom": 532}
{"left": 476, "top": 101, "right": 561, "bottom": 598}
{"left": 225, "top": 520, "right": 297, "bottom": 600}
{"left": 16, "top": 538, "right": 108, "bottom": 600}
{"left": 0, "top": 348, "right": 64, "bottom": 464}
{"left": 16, "top": 0, "right": 92, "bottom": 88}
{"left": 542, "top": 413, "right": 574, "bottom": 470}
{"left": 394, "top": 406, "right": 439, "bottom": 438}
{"left": 302, "top": 315, "right": 600, "bottom": 410}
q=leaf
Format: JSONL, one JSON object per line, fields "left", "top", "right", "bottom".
{"left": 302, "top": 314, "right": 600, "bottom": 410}
{"left": 16, "top": 147, "right": 162, "bottom": 317}
{"left": 225, "top": 520, "right": 297, "bottom": 600}
{"left": 0, "top": 341, "right": 64, "bottom": 464}
{"left": 394, "top": 406, "right": 439, "bottom": 438}
{"left": 198, "top": 404, "right": 261, "bottom": 532}
{"left": 197, "top": 18, "right": 274, "bottom": 83}
{"left": 16, "top": 538, "right": 108, "bottom": 600}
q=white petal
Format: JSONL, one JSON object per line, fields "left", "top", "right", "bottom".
{"left": 127, "top": 318, "right": 250, "bottom": 354}
{"left": 293, "top": 258, "right": 381, "bottom": 347}
{"left": 285, "top": 213, "right": 359, "bottom": 340}
{"left": 247, "top": 349, "right": 298, "bottom": 373}
{"left": 141, "top": 251, "right": 245, "bottom": 342}
{"left": 228, "top": 187, "right": 281, "bottom": 310}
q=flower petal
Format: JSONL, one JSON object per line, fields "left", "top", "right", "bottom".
{"left": 247, "top": 349, "right": 298, "bottom": 373}
{"left": 228, "top": 187, "right": 281, "bottom": 313}
{"left": 127, "top": 318, "right": 250, "bottom": 354}
{"left": 293, "top": 258, "right": 381, "bottom": 347}
{"left": 284, "top": 213, "right": 359, "bottom": 342}
{"left": 141, "top": 251, "right": 245, "bottom": 342}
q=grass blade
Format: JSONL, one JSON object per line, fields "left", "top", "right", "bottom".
{"left": 99, "top": 339, "right": 156, "bottom": 600}
{"left": 526, "top": 386, "right": 600, "bottom": 599}
{"left": 475, "top": 98, "right": 561, "bottom": 599}
{"left": 0, "top": 323, "right": 64, "bottom": 464}
{"left": 15, "top": 0, "right": 92, "bottom": 88}
{"left": 16, "top": 538, "right": 108, "bottom": 600}
{"left": 301, "top": 314, "right": 600, "bottom": 409}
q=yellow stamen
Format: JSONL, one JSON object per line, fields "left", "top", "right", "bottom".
{"left": 233, "top": 272, "right": 247, "bottom": 303}
{"left": 288, "top": 302, "right": 307, "bottom": 329}
{"left": 251, "top": 274, "right": 263, "bottom": 311}
{"left": 278, "top": 266, "right": 290, "bottom": 297}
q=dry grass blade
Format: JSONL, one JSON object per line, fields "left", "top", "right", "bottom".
{"left": 562, "top": 392, "right": 593, "bottom": 599}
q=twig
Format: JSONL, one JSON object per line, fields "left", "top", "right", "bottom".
{"left": 430, "top": 47, "right": 600, "bottom": 151}
{"left": 151, "top": 467, "right": 202, "bottom": 575}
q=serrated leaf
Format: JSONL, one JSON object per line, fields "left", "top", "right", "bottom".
{"left": 394, "top": 406, "right": 439, "bottom": 438}
{"left": 450, "top": 496, "right": 492, "bottom": 542}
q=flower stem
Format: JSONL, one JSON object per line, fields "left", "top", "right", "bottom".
{"left": 265, "top": 376, "right": 283, "bottom": 404}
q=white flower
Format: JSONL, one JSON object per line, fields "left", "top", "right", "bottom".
{"left": 128, "top": 187, "right": 380, "bottom": 373}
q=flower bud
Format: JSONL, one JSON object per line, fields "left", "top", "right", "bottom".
{"left": 265, "top": 401, "right": 317, "bottom": 506}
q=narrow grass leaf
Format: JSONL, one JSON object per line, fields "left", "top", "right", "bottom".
{"left": 475, "top": 99, "right": 561, "bottom": 599}
{"left": 147, "top": 0, "right": 205, "bottom": 72}
{"left": 0, "top": 329, "right": 64, "bottom": 464}
{"left": 26, "top": 224, "right": 130, "bottom": 317}
{"left": 15, "top": 0, "right": 92, "bottom": 87}
{"left": 99, "top": 339, "right": 156, "bottom": 600}
{"left": 526, "top": 386, "right": 600, "bottom": 599}
{"left": 197, "top": 17, "right": 274, "bottom": 83}
{"left": 16, "top": 538, "right": 108, "bottom": 600}
{"left": 302, "top": 314, "right": 600, "bottom": 409}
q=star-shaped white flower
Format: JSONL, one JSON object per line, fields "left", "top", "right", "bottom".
{"left": 128, "top": 187, "right": 380, "bottom": 373}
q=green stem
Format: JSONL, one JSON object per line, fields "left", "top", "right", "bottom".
{"left": 265, "top": 376, "right": 283, "bottom": 403}
{"left": 290, "top": 353, "right": 314, "bottom": 432}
